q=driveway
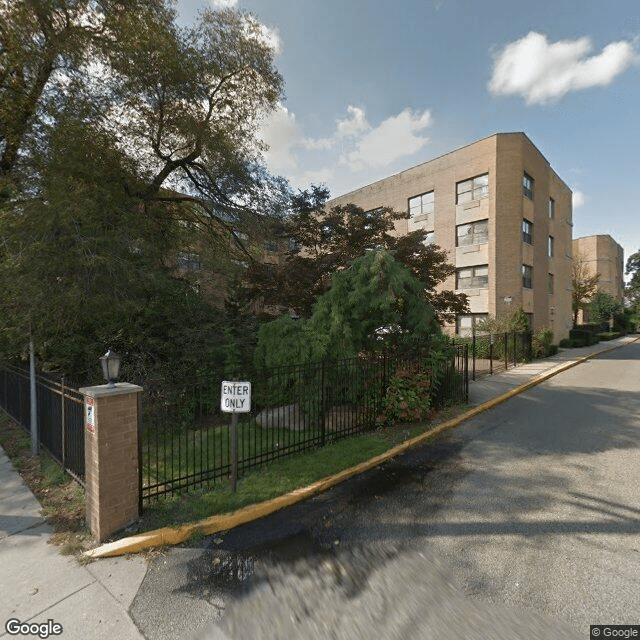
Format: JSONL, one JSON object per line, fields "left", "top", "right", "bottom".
{"left": 131, "top": 342, "right": 640, "bottom": 640}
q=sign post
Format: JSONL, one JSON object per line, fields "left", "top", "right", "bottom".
{"left": 220, "top": 381, "right": 251, "bottom": 492}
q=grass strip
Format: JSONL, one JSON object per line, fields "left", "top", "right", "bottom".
{"left": 134, "top": 408, "right": 465, "bottom": 535}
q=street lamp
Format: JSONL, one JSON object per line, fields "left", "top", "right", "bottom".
{"left": 100, "top": 349, "right": 121, "bottom": 388}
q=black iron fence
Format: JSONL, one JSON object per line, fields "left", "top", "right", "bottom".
{"left": 452, "top": 331, "right": 532, "bottom": 380}
{"left": 0, "top": 364, "right": 85, "bottom": 485}
{"left": 140, "top": 342, "right": 468, "bottom": 505}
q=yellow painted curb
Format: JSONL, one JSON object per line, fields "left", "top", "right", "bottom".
{"left": 85, "top": 337, "right": 638, "bottom": 559}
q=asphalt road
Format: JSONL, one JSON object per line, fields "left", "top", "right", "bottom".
{"left": 131, "top": 342, "right": 640, "bottom": 640}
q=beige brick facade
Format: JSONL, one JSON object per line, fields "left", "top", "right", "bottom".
{"left": 573, "top": 235, "right": 624, "bottom": 303}
{"left": 327, "top": 132, "right": 574, "bottom": 341}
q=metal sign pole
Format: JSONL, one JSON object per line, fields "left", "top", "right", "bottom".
{"left": 221, "top": 379, "right": 250, "bottom": 494}
{"left": 230, "top": 411, "right": 238, "bottom": 493}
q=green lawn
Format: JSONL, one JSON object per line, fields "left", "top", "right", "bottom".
{"left": 136, "top": 406, "right": 466, "bottom": 534}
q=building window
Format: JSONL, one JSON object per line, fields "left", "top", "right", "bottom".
{"left": 548, "top": 235, "right": 554, "bottom": 257}
{"left": 522, "top": 264, "right": 533, "bottom": 289}
{"left": 523, "top": 173, "right": 534, "bottom": 199}
{"left": 457, "top": 265, "right": 489, "bottom": 289}
{"left": 522, "top": 219, "right": 533, "bottom": 244}
{"left": 408, "top": 191, "right": 434, "bottom": 218}
{"left": 456, "top": 219, "right": 488, "bottom": 246}
{"left": 548, "top": 273, "right": 554, "bottom": 294}
{"left": 456, "top": 174, "right": 488, "bottom": 204}
{"left": 456, "top": 314, "right": 489, "bottom": 337}
{"left": 548, "top": 197, "right": 555, "bottom": 219}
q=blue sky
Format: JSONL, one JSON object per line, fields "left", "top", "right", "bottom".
{"left": 176, "top": 0, "right": 640, "bottom": 271}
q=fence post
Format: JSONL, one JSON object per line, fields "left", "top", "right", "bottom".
{"left": 489, "top": 335, "right": 493, "bottom": 375}
{"left": 61, "top": 376, "right": 66, "bottom": 468}
{"left": 504, "top": 332, "right": 508, "bottom": 370}
{"left": 472, "top": 334, "right": 476, "bottom": 381}
{"left": 513, "top": 332, "right": 517, "bottom": 367}
{"left": 320, "top": 361, "right": 326, "bottom": 448}
{"left": 79, "top": 382, "right": 143, "bottom": 542}
{"left": 464, "top": 344, "right": 469, "bottom": 401}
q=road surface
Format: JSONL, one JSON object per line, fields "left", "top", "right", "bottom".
{"left": 130, "top": 342, "right": 640, "bottom": 639}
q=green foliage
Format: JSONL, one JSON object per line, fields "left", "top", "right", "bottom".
{"left": 310, "top": 250, "right": 442, "bottom": 358}
{"left": 567, "top": 329, "right": 601, "bottom": 347}
{"left": 589, "top": 291, "right": 622, "bottom": 325}
{"left": 625, "top": 250, "right": 640, "bottom": 308}
{"left": 0, "top": 3, "right": 287, "bottom": 390}
{"left": 572, "top": 252, "right": 600, "bottom": 326}
{"left": 254, "top": 316, "right": 329, "bottom": 370}
{"left": 532, "top": 327, "right": 554, "bottom": 358}
{"left": 244, "top": 191, "right": 469, "bottom": 323}
{"left": 615, "top": 308, "right": 638, "bottom": 333}
{"left": 474, "top": 307, "right": 530, "bottom": 334}
{"left": 254, "top": 250, "right": 442, "bottom": 370}
{"left": 1, "top": 2, "right": 286, "bottom": 222}
{"left": 382, "top": 364, "right": 433, "bottom": 423}
{"left": 595, "top": 331, "right": 621, "bottom": 341}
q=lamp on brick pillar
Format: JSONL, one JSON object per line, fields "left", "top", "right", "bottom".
{"left": 80, "top": 350, "right": 142, "bottom": 542}
{"left": 99, "top": 349, "right": 121, "bottom": 388}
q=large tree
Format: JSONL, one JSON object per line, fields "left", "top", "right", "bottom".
{"left": 244, "top": 186, "right": 469, "bottom": 323}
{"left": 254, "top": 250, "right": 442, "bottom": 369}
{"left": 588, "top": 291, "right": 622, "bottom": 326}
{"left": 571, "top": 251, "right": 600, "bottom": 326}
{"left": 625, "top": 250, "right": 640, "bottom": 308}
{"left": 1, "top": 1, "right": 287, "bottom": 229}
{"left": 0, "top": 1, "right": 287, "bottom": 380}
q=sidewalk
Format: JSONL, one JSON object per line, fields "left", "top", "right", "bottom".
{"left": 0, "top": 335, "right": 637, "bottom": 639}
{"left": 0, "top": 446, "right": 148, "bottom": 640}
{"left": 468, "top": 334, "right": 638, "bottom": 406}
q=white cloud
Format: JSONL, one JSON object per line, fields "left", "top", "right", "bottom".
{"left": 258, "top": 104, "right": 433, "bottom": 191}
{"left": 342, "top": 108, "right": 432, "bottom": 170}
{"left": 302, "top": 106, "right": 370, "bottom": 150}
{"left": 254, "top": 22, "right": 282, "bottom": 55}
{"left": 240, "top": 15, "right": 282, "bottom": 55}
{"left": 210, "top": 0, "right": 238, "bottom": 7}
{"left": 489, "top": 31, "right": 639, "bottom": 104}
{"left": 259, "top": 104, "right": 302, "bottom": 176}
{"left": 336, "top": 106, "right": 370, "bottom": 139}
{"left": 573, "top": 189, "right": 586, "bottom": 208}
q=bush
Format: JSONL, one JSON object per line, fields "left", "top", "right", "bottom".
{"left": 560, "top": 337, "right": 585, "bottom": 348}
{"left": 595, "top": 331, "right": 621, "bottom": 341}
{"left": 382, "top": 362, "right": 433, "bottom": 424}
{"left": 569, "top": 329, "right": 601, "bottom": 346}
{"left": 532, "top": 327, "right": 554, "bottom": 358}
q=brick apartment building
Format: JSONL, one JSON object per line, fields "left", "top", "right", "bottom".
{"left": 326, "top": 132, "right": 574, "bottom": 341}
{"left": 572, "top": 234, "right": 624, "bottom": 324}
{"left": 573, "top": 235, "right": 624, "bottom": 302}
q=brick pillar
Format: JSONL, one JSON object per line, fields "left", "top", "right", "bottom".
{"left": 79, "top": 383, "right": 143, "bottom": 542}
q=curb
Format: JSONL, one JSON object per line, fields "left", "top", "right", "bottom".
{"left": 85, "top": 337, "right": 638, "bottom": 559}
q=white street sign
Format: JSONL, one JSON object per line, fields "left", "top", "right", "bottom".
{"left": 220, "top": 381, "right": 251, "bottom": 413}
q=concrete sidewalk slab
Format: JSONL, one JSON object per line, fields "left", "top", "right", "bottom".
{"left": 0, "top": 447, "right": 148, "bottom": 640}
{"left": 0, "top": 453, "right": 46, "bottom": 540}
